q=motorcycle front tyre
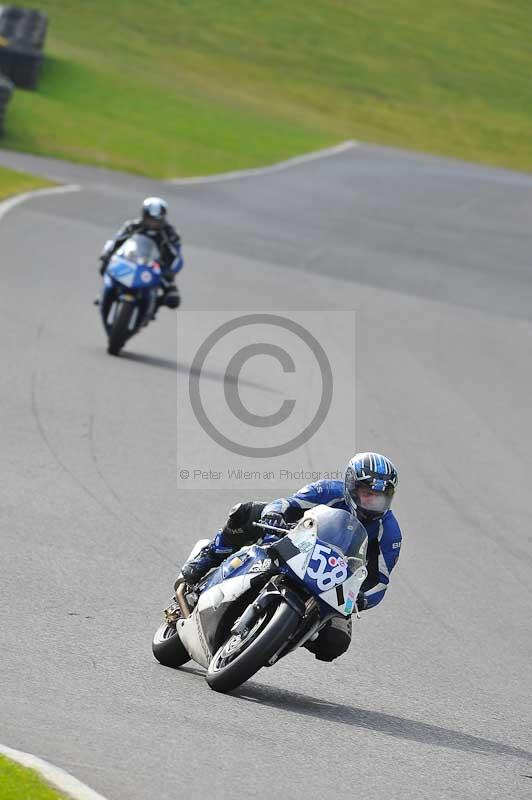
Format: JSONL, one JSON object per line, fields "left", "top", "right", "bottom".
{"left": 107, "top": 301, "right": 134, "bottom": 356}
{"left": 206, "top": 599, "right": 299, "bottom": 694}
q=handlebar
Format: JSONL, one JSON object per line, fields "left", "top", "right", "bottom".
{"left": 252, "top": 520, "right": 293, "bottom": 533}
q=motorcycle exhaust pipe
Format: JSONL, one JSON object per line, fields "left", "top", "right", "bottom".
{"left": 174, "top": 580, "right": 191, "bottom": 619}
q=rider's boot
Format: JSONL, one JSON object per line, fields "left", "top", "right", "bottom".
{"left": 160, "top": 274, "right": 180, "bottom": 309}
{"left": 152, "top": 285, "right": 180, "bottom": 321}
{"left": 303, "top": 617, "right": 352, "bottom": 661}
{"left": 164, "top": 285, "right": 180, "bottom": 308}
{"left": 181, "top": 531, "right": 233, "bottom": 585}
{"left": 180, "top": 502, "right": 265, "bottom": 585}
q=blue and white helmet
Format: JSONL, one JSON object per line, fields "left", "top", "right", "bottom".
{"left": 142, "top": 196, "right": 167, "bottom": 225}
{"left": 344, "top": 452, "right": 398, "bottom": 521}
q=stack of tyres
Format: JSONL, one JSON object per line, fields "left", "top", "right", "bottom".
{"left": 0, "top": 41, "right": 43, "bottom": 89}
{"left": 0, "top": 71, "right": 14, "bottom": 134}
{"left": 4, "top": 5, "right": 48, "bottom": 49}
{"left": 0, "top": 5, "right": 48, "bottom": 90}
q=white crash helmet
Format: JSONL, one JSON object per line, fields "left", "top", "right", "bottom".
{"left": 142, "top": 196, "right": 168, "bottom": 225}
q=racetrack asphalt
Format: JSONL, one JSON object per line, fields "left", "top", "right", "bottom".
{"left": 1, "top": 145, "right": 531, "bottom": 800}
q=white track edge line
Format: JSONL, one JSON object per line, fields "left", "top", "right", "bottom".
{"left": 169, "top": 140, "right": 358, "bottom": 185}
{"left": 0, "top": 744, "right": 108, "bottom": 800}
{"left": 0, "top": 183, "right": 81, "bottom": 222}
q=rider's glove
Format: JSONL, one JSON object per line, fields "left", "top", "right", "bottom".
{"left": 261, "top": 511, "right": 287, "bottom": 530}
{"left": 99, "top": 255, "right": 109, "bottom": 276}
{"left": 356, "top": 592, "right": 368, "bottom": 612}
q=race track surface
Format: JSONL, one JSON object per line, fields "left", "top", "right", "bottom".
{"left": 1, "top": 145, "right": 531, "bottom": 799}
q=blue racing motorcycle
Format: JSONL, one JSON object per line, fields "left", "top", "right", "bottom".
{"left": 152, "top": 505, "right": 369, "bottom": 693}
{"left": 99, "top": 233, "right": 171, "bottom": 355}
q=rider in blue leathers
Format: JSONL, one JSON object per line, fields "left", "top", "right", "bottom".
{"left": 181, "top": 452, "right": 402, "bottom": 662}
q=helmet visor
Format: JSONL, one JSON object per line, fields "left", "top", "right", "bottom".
{"left": 144, "top": 215, "right": 163, "bottom": 228}
{"left": 355, "top": 486, "right": 392, "bottom": 514}
{"left": 345, "top": 472, "right": 394, "bottom": 515}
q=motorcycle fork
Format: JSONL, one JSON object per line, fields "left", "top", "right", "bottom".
{"left": 100, "top": 286, "right": 115, "bottom": 327}
{"left": 265, "top": 599, "right": 322, "bottom": 667}
{"left": 230, "top": 582, "right": 282, "bottom": 636}
{"left": 231, "top": 576, "right": 306, "bottom": 635}
{"left": 106, "top": 293, "right": 133, "bottom": 327}
{"left": 128, "top": 304, "right": 140, "bottom": 332}
{"left": 145, "top": 290, "right": 157, "bottom": 321}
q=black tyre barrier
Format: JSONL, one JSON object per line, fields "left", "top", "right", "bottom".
{"left": 0, "top": 72, "right": 14, "bottom": 136}
{"left": 0, "top": 41, "right": 42, "bottom": 89}
{"left": 0, "top": 6, "right": 48, "bottom": 90}
{"left": 0, "top": 6, "right": 48, "bottom": 49}
{"left": 4, "top": 9, "right": 47, "bottom": 50}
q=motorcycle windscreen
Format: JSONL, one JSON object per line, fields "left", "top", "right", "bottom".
{"left": 115, "top": 233, "right": 160, "bottom": 265}
{"left": 276, "top": 506, "right": 367, "bottom": 571}
{"left": 313, "top": 506, "right": 367, "bottom": 564}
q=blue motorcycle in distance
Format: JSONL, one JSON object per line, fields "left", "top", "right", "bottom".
{"left": 99, "top": 233, "right": 171, "bottom": 355}
{"left": 152, "top": 505, "right": 369, "bottom": 694}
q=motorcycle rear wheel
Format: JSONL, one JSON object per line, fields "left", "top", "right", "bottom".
{"left": 152, "top": 621, "right": 191, "bottom": 668}
{"left": 206, "top": 600, "right": 299, "bottom": 694}
{"left": 107, "top": 301, "right": 134, "bottom": 356}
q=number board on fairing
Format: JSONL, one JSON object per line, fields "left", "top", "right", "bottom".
{"left": 306, "top": 543, "right": 348, "bottom": 592}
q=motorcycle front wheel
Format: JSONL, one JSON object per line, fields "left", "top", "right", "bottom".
{"left": 107, "top": 301, "right": 134, "bottom": 356}
{"left": 206, "top": 600, "right": 299, "bottom": 694}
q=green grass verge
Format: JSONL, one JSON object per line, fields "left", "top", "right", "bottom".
{"left": 0, "top": 165, "right": 56, "bottom": 200}
{"left": 0, "top": 754, "right": 69, "bottom": 800}
{"left": 2, "top": 0, "right": 531, "bottom": 176}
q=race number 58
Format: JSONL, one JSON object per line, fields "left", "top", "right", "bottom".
{"left": 307, "top": 543, "right": 347, "bottom": 591}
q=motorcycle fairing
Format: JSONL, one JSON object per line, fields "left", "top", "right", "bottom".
{"left": 177, "top": 568, "right": 272, "bottom": 669}
{"left": 107, "top": 257, "right": 160, "bottom": 289}
{"left": 177, "top": 544, "right": 277, "bottom": 667}
{"left": 199, "top": 543, "right": 270, "bottom": 593}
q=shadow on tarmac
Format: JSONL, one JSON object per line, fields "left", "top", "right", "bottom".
{"left": 120, "top": 351, "right": 281, "bottom": 394}
{"left": 232, "top": 682, "right": 532, "bottom": 762}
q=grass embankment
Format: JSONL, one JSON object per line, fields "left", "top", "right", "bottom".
{"left": 0, "top": 754, "right": 69, "bottom": 800}
{"left": 2, "top": 0, "right": 531, "bottom": 176}
{"left": 0, "top": 165, "right": 55, "bottom": 200}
